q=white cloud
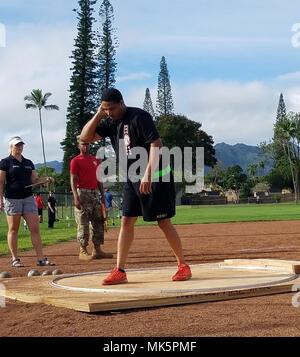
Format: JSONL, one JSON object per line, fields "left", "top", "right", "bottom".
{"left": 120, "top": 77, "right": 300, "bottom": 148}
{"left": 273, "top": 71, "right": 300, "bottom": 112}
{"left": 116, "top": 72, "right": 152, "bottom": 83}
{"left": 0, "top": 23, "right": 6, "bottom": 47}
{"left": 285, "top": 87, "right": 300, "bottom": 112}
{"left": 119, "top": 33, "right": 287, "bottom": 52}
{"left": 171, "top": 80, "right": 276, "bottom": 145}
{"left": 0, "top": 23, "right": 75, "bottom": 164}
{"left": 275, "top": 71, "right": 300, "bottom": 82}
{"left": 172, "top": 79, "right": 300, "bottom": 146}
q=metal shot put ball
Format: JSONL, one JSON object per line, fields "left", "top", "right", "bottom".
{"left": 27, "top": 269, "right": 41, "bottom": 277}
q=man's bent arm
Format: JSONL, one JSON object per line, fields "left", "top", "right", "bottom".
{"left": 80, "top": 108, "right": 106, "bottom": 143}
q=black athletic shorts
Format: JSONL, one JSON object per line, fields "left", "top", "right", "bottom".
{"left": 122, "top": 178, "right": 176, "bottom": 222}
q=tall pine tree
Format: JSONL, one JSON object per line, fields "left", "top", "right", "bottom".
{"left": 276, "top": 92, "right": 287, "bottom": 123}
{"left": 263, "top": 92, "right": 290, "bottom": 193}
{"left": 156, "top": 56, "right": 174, "bottom": 116}
{"left": 61, "top": 0, "right": 98, "bottom": 180}
{"left": 96, "top": 0, "right": 118, "bottom": 101}
{"left": 143, "top": 88, "right": 155, "bottom": 119}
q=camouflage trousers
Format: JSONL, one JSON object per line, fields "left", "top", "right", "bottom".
{"left": 74, "top": 189, "right": 104, "bottom": 248}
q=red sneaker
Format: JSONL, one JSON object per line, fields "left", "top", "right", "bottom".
{"left": 172, "top": 263, "right": 192, "bottom": 281}
{"left": 102, "top": 267, "right": 128, "bottom": 285}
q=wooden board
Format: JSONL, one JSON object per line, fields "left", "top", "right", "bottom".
{"left": 222, "top": 259, "right": 300, "bottom": 274}
{"left": 1, "top": 259, "right": 299, "bottom": 313}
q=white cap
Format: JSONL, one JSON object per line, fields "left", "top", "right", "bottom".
{"left": 9, "top": 136, "right": 25, "bottom": 146}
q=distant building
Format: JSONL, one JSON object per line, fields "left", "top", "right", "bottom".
{"left": 281, "top": 188, "right": 292, "bottom": 195}
{"left": 224, "top": 189, "right": 238, "bottom": 203}
{"left": 252, "top": 183, "right": 270, "bottom": 198}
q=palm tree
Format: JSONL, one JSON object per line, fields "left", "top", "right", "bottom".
{"left": 258, "top": 160, "right": 265, "bottom": 177}
{"left": 24, "top": 89, "right": 59, "bottom": 174}
{"left": 247, "top": 163, "right": 258, "bottom": 179}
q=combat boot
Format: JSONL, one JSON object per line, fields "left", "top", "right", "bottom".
{"left": 92, "top": 246, "right": 113, "bottom": 259}
{"left": 79, "top": 246, "right": 92, "bottom": 261}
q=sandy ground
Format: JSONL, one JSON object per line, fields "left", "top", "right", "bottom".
{"left": 1, "top": 221, "right": 300, "bottom": 337}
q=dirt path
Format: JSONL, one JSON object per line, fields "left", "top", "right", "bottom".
{"left": 1, "top": 221, "right": 300, "bottom": 337}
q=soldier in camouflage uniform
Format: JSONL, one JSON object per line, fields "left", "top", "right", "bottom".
{"left": 75, "top": 190, "right": 104, "bottom": 248}
{"left": 70, "top": 137, "right": 113, "bottom": 261}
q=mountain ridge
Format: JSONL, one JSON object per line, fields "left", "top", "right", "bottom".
{"left": 35, "top": 143, "right": 270, "bottom": 174}
{"left": 214, "top": 142, "right": 268, "bottom": 172}
{"left": 35, "top": 160, "right": 63, "bottom": 173}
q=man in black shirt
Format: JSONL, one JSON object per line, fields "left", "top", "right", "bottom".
{"left": 81, "top": 88, "right": 191, "bottom": 285}
{"left": 47, "top": 191, "right": 57, "bottom": 228}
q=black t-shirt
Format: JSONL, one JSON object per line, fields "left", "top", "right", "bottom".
{"left": 48, "top": 196, "right": 57, "bottom": 210}
{"left": 0, "top": 155, "right": 35, "bottom": 199}
{"left": 96, "top": 107, "right": 160, "bottom": 177}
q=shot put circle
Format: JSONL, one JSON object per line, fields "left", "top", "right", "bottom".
{"left": 52, "top": 269, "right": 63, "bottom": 275}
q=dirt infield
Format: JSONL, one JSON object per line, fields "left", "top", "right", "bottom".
{"left": 1, "top": 221, "right": 300, "bottom": 337}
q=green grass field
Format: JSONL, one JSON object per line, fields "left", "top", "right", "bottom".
{"left": 1, "top": 202, "right": 300, "bottom": 255}
{"left": 0, "top": 213, "right": 77, "bottom": 256}
{"left": 170, "top": 202, "right": 300, "bottom": 225}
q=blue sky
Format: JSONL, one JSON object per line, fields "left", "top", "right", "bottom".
{"left": 1, "top": 0, "right": 300, "bottom": 163}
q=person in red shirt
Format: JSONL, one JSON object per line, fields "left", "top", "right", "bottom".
{"left": 34, "top": 192, "right": 45, "bottom": 223}
{"left": 70, "top": 136, "right": 113, "bottom": 261}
